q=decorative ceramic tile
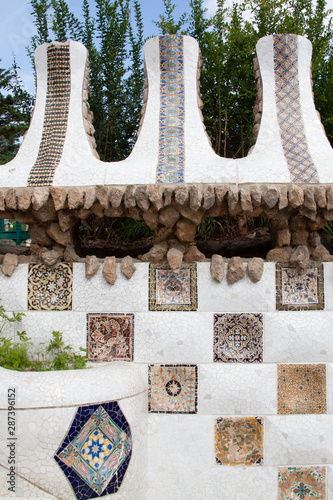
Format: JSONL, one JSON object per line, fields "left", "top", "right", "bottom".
{"left": 27, "top": 44, "right": 70, "bottom": 186}
{"left": 87, "top": 313, "right": 134, "bottom": 361}
{"left": 273, "top": 34, "right": 319, "bottom": 183}
{"left": 215, "top": 417, "right": 264, "bottom": 465}
{"left": 213, "top": 313, "right": 263, "bottom": 363}
{"left": 278, "top": 466, "right": 326, "bottom": 499}
{"left": 148, "top": 364, "right": 198, "bottom": 413}
{"left": 276, "top": 263, "right": 324, "bottom": 310}
{"left": 149, "top": 263, "right": 197, "bottom": 311}
{"left": 156, "top": 35, "right": 185, "bottom": 183}
{"left": 28, "top": 263, "right": 73, "bottom": 310}
{"left": 278, "top": 364, "right": 326, "bottom": 414}
{"left": 55, "top": 402, "right": 131, "bottom": 500}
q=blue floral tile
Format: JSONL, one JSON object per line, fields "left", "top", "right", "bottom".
{"left": 278, "top": 466, "right": 326, "bottom": 498}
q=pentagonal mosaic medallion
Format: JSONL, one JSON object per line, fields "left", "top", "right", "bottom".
{"left": 54, "top": 402, "right": 131, "bottom": 500}
{"left": 278, "top": 364, "right": 326, "bottom": 414}
{"left": 213, "top": 313, "right": 263, "bottom": 363}
{"left": 148, "top": 364, "right": 198, "bottom": 413}
{"left": 278, "top": 466, "right": 326, "bottom": 499}
{"left": 149, "top": 263, "right": 197, "bottom": 311}
{"left": 87, "top": 313, "right": 134, "bottom": 361}
{"left": 276, "top": 263, "right": 324, "bottom": 311}
{"left": 28, "top": 263, "right": 73, "bottom": 310}
{"left": 215, "top": 417, "right": 264, "bottom": 465}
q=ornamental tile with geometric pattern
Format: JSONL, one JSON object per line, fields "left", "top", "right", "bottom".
{"left": 278, "top": 466, "right": 326, "bottom": 499}
{"left": 87, "top": 313, "right": 134, "bottom": 361}
{"left": 148, "top": 364, "right": 198, "bottom": 413}
{"left": 215, "top": 417, "right": 264, "bottom": 466}
{"left": 54, "top": 402, "right": 132, "bottom": 500}
{"left": 277, "top": 364, "right": 326, "bottom": 414}
{"left": 28, "top": 263, "right": 73, "bottom": 311}
{"left": 213, "top": 313, "right": 263, "bottom": 363}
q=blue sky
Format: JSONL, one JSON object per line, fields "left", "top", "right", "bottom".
{"left": 0, "top": 0, "right": 332, "bottom": 94}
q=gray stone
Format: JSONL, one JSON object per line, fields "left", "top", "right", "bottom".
{"left": 46, "top": 223, "right": 72, "bottom": 247}
{"left": 262, "top": 187, "right": 279, "bottom": 208}
{"left": 2, "top": 253, "right": 18, "bottom": 277}
{"left": 142, "top": 209, "right": 159, "bottom": 230}
{"left": 17, "top": 188, "right": 32, "bottom": 211}
{"left": 210, "top": 254, "right": 224, "bottom": 282}
{"left": 290, "top": 245, "right": 310, "bottom": 274}
{"left": 32, "top": 187, "right": 50, "bottom": 210}
{"left": 110, "top": 187, "right": 124, "bottom": 209}
{"left": 68, "top": 187, "right": 84, "bottom": 209}
{"left": 0, "top": 189, "right": 5, "bottom": 211}
{"left": 277, "top": 228, "right": 291, "bottom": 247}
{"left": 121, "top": 255, "right": 136, "bottom": 279}
{"left": 202, "top": 185, "right": 215, "bottom": 210}
{"left": 311, "top": 244, "right": 332, "bottom": 262}
{"left": 96, "top": 186, "right": 109, "bottom": 209}
{"left": 5, "top": 189, "right": 17, "bottom": 210}
{"left": 227, "top": 186, "right": 239, "bottom": 212}
{"left": 303, "top": 187, "right": 316, "bottom": 211}
{"left": 291, "top": 229, "right": 309, "bottom": 246}
{"left": 266, "top": 247, "right": 292, "bottom": 262}
{"left": 279, "top": 186, "right": 288, "bottom": 210}
{"left": 85, "top": 255, "right": 100, "bottom": 278}
{"left": 178, "top": 206, "right": 204, "bottom": 225}
{"left": 240, "top": 187, "right": 253, "bottom": 212}
{"left": 159, "top": 207, "right": 180, "bottom": 228}
{"left": 175, "top": 219, "right": 197, "bottom": 243}
{"left": 63, "top": 245, "right": 84, "bottom": 263}
{"left": 124, "top": 185, "right": 136, "bottom": 208}
{"left": 189, "top": 185, "right": 203, "bottom": 210}
{"left": 307, "top": 231, "right": 321, "bottom": 248}
{"left": 247, "top": 257, "right": 264, "bottom": 283}
{"left": 167, "top": 247, "right": 183, "bottom": 271}
{"left": 162, "top": 187, "right": 174, "bottom": 207}
{"left": 250, "top": 185, "right": 262, "bottom": 207}
{"left": 50, "top": 187, "right": 68, "bottom": 210}
{"left": 83, "top": 187, "right": 96, "bottom": 209}
{"left": 28, "top": 226, "right": 53, "bottom": 247}
{"left": 58, "top": 211, "right": 77, "bottom": 232}
{"left": 227, "top": 256, "right": 245, "bottom": 284}
{"left": 41, "top": 250, "right": 61, "bottom": 267}
{"left": 141, "top": 241, "right": 168, "bottom": 262}
{"left": 184, "top": 245, "right": 205, "bottom": 262}
{"left": 175, "top": 186, "right": 189, "bottom": 206}
{"left": 289, "top": 186, "right": 304, "bottom": 208}
{"left": 148, "top": 185, "right": 163, "bottom": 211}
{"left": 135, "top": 186, "right": 150, "bottom": 211}
{"left": 327, "top": 186, "right": 333, "bottom": 211}
{"left": 215, "top": 185, "right": 228, "bottom": 205}
{"left": 103, "top": 256, "right": 117, "bottom": 285}
{"left": 315, "top": 186, "right": 327, "bottom": 208}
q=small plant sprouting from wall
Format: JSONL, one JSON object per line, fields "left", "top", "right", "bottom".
{"left": 0, "top": 302, "right": 87, "bottom": 371}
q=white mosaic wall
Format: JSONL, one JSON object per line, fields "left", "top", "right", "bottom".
{"left": 0, "top": 262, "right": 332, "bottom": 499}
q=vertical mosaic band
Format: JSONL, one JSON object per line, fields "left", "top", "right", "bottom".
{"left": 273, "top": 34, "right": 319, "bottom": 183}
{"left": 156, "top": 35, "right": 185, "bottom": 183}
{"left": 27, "top": 45, "right": 70, "bottom": 186}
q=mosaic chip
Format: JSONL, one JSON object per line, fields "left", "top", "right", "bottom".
{"left": 148, "top": 364, "right": 198, "bottom": 413}
{"left": 215, "top": 417, "right": 264, "bottom": 466}
{"left": 276, "top": 263, "right": 324, "bottom": 311}
{"left": 87, "top": 313, "right": 134, "bottom": 362}
{"left": 157, "top": 35, "right": 185, "bottom": 183}
{"left": 278, "top": 466, "right": 326, "bottom": 499}
{"left": 273, "top": 34, "right": 319, "bottom": 183}
{"left": 27, "top": 44, "right": 71, "bottom": 186}
{"left": 213, "top": 313, "right": 263, "bottom": 363}
{"left": 54, "top": 402, "right": 131, "bottom": 500}
{"left": 278, "top": 364, "right": 326, "bottom": 414}
{"left": 28, "top": 263, "right": 72, "bottom": 310}
{"left": 149, "top": 263, "right": 197, "bottom": 311}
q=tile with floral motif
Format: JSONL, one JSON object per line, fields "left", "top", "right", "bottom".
{"left": 278, "top": 466, "right": 326, "bottom": 499}
{"left": 87, "top": 313, "right": 134, "bottom": 361}
{"left": 28, "top": 263, "right": 72, "bottom": 310}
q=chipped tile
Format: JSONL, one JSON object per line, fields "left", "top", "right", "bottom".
{"left": 87, "top": 313, "right": 134, "bottom": 361}
{"left": 278, "top": 466, "right": 326, "bottom": 499}
{"left": 28, "top": 263, "right": 73, "bottom": 311}
{"left": 276, "top": 263, "right": 324, "bottom": 311}
{"left": 213, "top": 313, "right": 263, "bottom": 363}
{"left": 149, "top": 263, "right": 197, "bottom": 311}
{"left": 148, "top": 364, "right": 198, "bottom": 413}
{"left": 277, "top": 364, "right": 326, "bottom": 414}
{"left": 215, "top": 416, "right": 264, "bottom": 465}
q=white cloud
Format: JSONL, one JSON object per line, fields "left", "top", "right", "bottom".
{"left": 203, "top": 0, "right": 218, "bottom": 16}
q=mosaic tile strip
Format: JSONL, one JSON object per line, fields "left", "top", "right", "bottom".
{"left": 214, "top": 313, "right": 263, "bottom": 363}
{"left": 87, "top": 313, "right": 134, "bottom": 362}
{"left": 148, "top": 364, "right": 198, "bottom": 413}
{"left": 54, "top": 402, "right": 131, "bottom": 500}
{"left": 149, "top": 263, "right": 197, "bottom": 311}
{"left": 278, "top": 466, "right": 326, "bottom": 499}
{"left": 215, "top": 417, "right": 264, "bottom": 466}
{"left": 278, "top": 364, "right": 326, "bottom": 414}
{"left": 28, "top": 263, "right": 73, "bottom": 310}
{"left": 156, "top": 35, "right": 185, "bottom": 183}
{"left": 273, "top": 34, "right": 319, "bottom": 183}
{"left": 276, "top": 263, "right": 324, "bottom": 311}
{"left": 27, "top": 44, "right": 70, "bottom": 186}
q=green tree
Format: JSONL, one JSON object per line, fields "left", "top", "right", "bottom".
{"left": 153, "top": 0, "right": 188, "bottom": 35}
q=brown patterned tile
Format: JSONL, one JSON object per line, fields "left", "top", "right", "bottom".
{"left": 278, "top": 466, "right": 326, "bottom": 499}
{"left": 28, "top": 263, "right": 72, "bottom": 311}
{"left": 87, "top": 313, "right": 134, "bottom": 361}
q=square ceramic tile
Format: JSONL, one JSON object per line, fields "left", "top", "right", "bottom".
{"left": 215, "top": 416, "right": 264, "bottom": 465}
{"left": 276, "top": 263, "right": 324, "bottom": 311}
{"left": 54, "top": 402, "right": 131, "bottom": 499}
{"left": 213, "top": 313, "right": 263, "bottom": 363}
{"left": 27, "top": 263, "right": 73, "bottom": 311}
{"left": 87, "top": 313, "right": 134, "bottom": 361}
{"left": 278, "top": 364, "right": 327, "bottom": 414}
{"left": 148, "top": 364, "right": 198, "bottom": 413}
{"left": 278, "top": 466, "right": 326, "bottom": 499}
{"left": 149, "top": 263, "right": 197, "bottom": 311}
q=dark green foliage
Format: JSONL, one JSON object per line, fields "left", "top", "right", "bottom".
{"left": 79, "top": 215, "right": 153, "bottom": 244}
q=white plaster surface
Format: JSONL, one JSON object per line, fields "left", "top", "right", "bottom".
{"left": 0, "top": 265, "right": 28, "bottom": 312}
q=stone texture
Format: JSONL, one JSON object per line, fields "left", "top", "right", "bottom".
{"left": 32, "top": 199, "right": 57, "bottom": 222}
{"left": 289, "top": 186, "right": 304, "bottom": 208}
{"left": 184, "top": 245, "right": 205, "bottom": 262}
{"left": 175, "top": 219, "right": 197, "bottom": 243}
{"left": 17, "top": 188, "right": 32, "bottom": 211}
{"left": 266, "top": 247, "right": 292, "bottom": 262}
{"left": 278, "top": 186, "right": 288, "bottom": 210}
{"left": 290, "top": 245, "right": 310, "bottom": 274}
{"left": 291, "top": 229, "right": 309, "bottom": 246}
{"left": 315, "top": 186, "right": 327, "bottom": 208}
{"left": 109, "top": 187, "right": 124, "bottom": 208}
{"left": 140, "top": 241, "right": 168, "bottom": 262}
{"left": 121, "top": 255, "right": 136, "bottom": 279}
{"left": 63, "top": 245, "right": 83, "bottom": 263}
{"left": 58, "top": 211, "right": 77, "bottom": 232}
{"left": 85, "top": 255, "right": 100, "bottom": 278}
{"left": 0, "top": 189, "right": 6, "bottom": 211}
{"left": 215, "top": 185, "right": 228, "bottom": 206}
{"left": 303, "top": 187, "right": 316, "bottom": 211}
{"left": 167, "top": 247, "right": 183, "bottom": 271}
{"left": 142, "top": 210, "right": 159, "bottom": 231}
{"left": 32, "top": 187, "right": 50, "bottom": 210}
{"left": 135, "top": 186, "right": 150, "bottom": 211}
{"left": 103, "top": 256, "right": 117, "bottom": 285}
{"left": 311, "top": 244, "right": 332, "bottom": 261}
{"left": 68, "top": 187, "right": 84, "bottom": 209}
{"left": 83, "top": 187, "right": 96, "bottom": 209}
{"left": 262, "top": 187, "right": 279, "bottom": 208}
{"left": 189, "top": 185, "right": 203, "bottom": 210}
{"left": 240, "top": 187, "right": 253, "bottom": 212}
{"left": 227, "top": 256, "right": 245, "bottom": 284}
{"left": 40, "top": 250, "right": 60, "bottom": 267}
{"left": 46, "top": 223, "right": 72, "bottom": 247}
{"left": 277, "top": 228, "right": 291, "bottom": 247}
{"left": 326, "top": 185, "right": 333, "bottom": 210}
{"left": 50, "top": 187, "right": 68, "bottom": 211}
{"left": 175, "top": 186, "right": 189, "bottom": 206}
{"left": 1, "top": 253, "right": 18, "bottom": 277}
{"left": 178, "top": 206, "right": 204, "bottom": 225}
{"left": 28, "top": 226, "right": 53, "bottom": 247}
{"left": 227, "top": 186, "right": 239, "bottom": 212}
{"left": 307, "top": 232, "right": 321, "bottom": 248}
{"left": 159, "top": 207, "right": 180, "bottom": 228}
{"left": 250, "top": 185, "right": 262, "bottom": 207}
{"left": 247, "top": 257, "right": 264, "bottom": 283}
{"left": 96, "top": 186, "right": 109, "bottom": 209}
{"left": 124, "top": 185, "right": 136, "bottom": 208}
{"left": 5, "top": 189, "right": 17, "bottom": 210}
{"left": 210, "top": 254, "right": 224, "bottom": 282}
{"left": 148, "top": 185, "right": 163, "bottom": 211}
{"left": 202, "top": 185, "right": 215, "bottom": 210}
